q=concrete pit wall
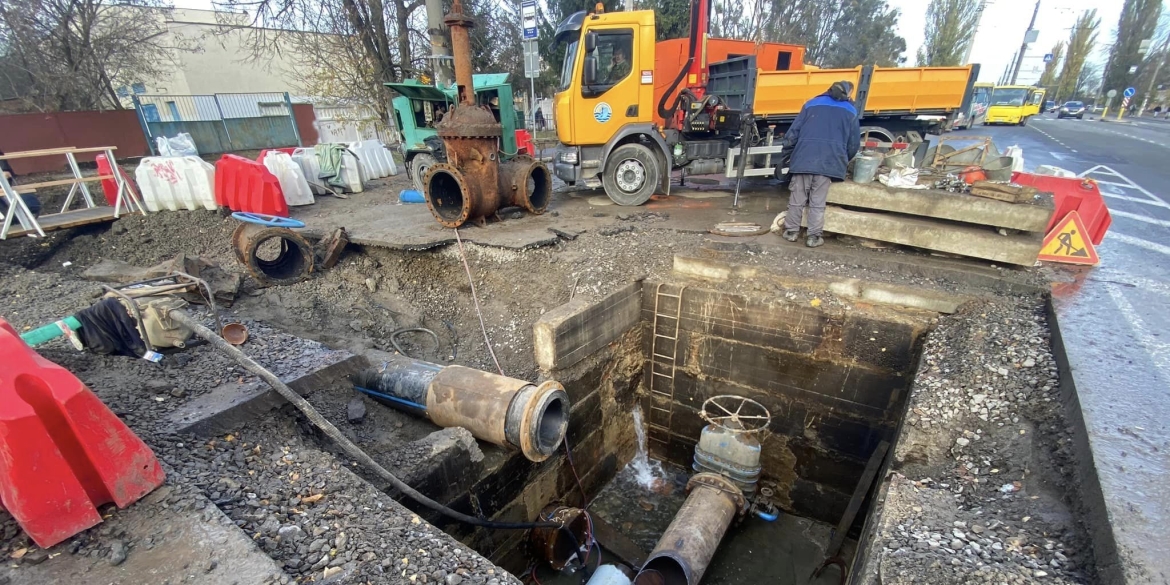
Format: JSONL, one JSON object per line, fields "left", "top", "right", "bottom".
{"left": 639, "top": 283, "right": 933, "bottom": 526}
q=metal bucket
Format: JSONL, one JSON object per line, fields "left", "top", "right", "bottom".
{"left": 851, "top": 153, "right": 882, "bottom": 184}
{"left": 881, "top": 151, "right": 914, "bottom": 169}
{"left": 983, "top": 156, "right": 1014, "bottom": 182}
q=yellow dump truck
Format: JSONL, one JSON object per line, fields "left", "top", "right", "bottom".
{"left": 550, "top": 1, "right": 979, "bottom": 205}
{"left": 984, "top": 85, "right": 1045, "bottom": 126}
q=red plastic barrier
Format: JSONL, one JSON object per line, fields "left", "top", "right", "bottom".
{"left": 95, "top": 153, "right": 138, "bottom": 207}
{"left": 0, "top": 318, "right": 165, "bottom": 548}
{"left": 214, "top": 154, "right": 289, "bottom": 217}
{"left": 515, "top": 129, "right": 534, "bottom": 156}
{"left": 256, "top": 148, "right": 297, "bottom": 162}
{"left": 1012, "top": 172, "right": 1112, "bottom": 245}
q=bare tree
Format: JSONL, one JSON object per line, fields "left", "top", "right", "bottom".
{"left": 917, "top": 0, "right": 981, "bottom": 66}
{"left": 1104, "top": 0, "right": 1163, "bottom": 95}
{"left": 1038, "top": 41, "right": 1064, "bottom": 87}
{"left": 1073, "top": 61, "right": 1101, "bottom": 101}
{"left": 0, "top": 0, "right": 193, "bottom": 112}
{"left": 1055, "top": 9, "right": 1099, "bottom": 103}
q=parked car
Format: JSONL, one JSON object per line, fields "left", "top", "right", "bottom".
{"left": 1057, "top": 101, "right": 1086, "bottom": 119}
{"left": 1045, "top": 100, "right": 1056, "bottom": 113}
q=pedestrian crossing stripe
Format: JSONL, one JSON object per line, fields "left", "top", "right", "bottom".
{"left": 1038, "top": 211, "right": 1099, "bottom": 266}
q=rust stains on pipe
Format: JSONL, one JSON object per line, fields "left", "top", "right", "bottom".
{"left": 633, "top": 473, "right": 745, "bottom": 585}
{"left": 443, "top": 0, "right": 476, "bottom": 106}
{"left": 498, "top": 155, "right": 552, "bottom": 214}
{"left": 359, "top": 355, "right": 570, "bottom": 462}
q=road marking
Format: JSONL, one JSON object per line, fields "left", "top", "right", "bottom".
{"left": 1110, "top": 209, "right": 1170, "bottom": 228}
{"left": 1109, "top": 231, "right": 1170, "bottom": 256}
{"left": 1105, "top": 284, "right": 1170, "bottom": 379}
{"left": 1101, "top": 192, "right": 1170, "bottom": 207}
{"left": 1079, "top": 166, "right": 1170, "bottom": 209}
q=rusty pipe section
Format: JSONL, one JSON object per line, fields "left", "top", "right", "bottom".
{"left": 498, "top": 155, "right": 552, "bottom": 214}
{"left": 353, "top": 355, "right": 570, "bottom": 462}
{"left": 422, "top": 0, "right": 553, "bottom": 227}
{"left": 633, "top": 473, "right": 745, "bottom": 585}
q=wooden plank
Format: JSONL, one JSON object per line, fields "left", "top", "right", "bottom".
{"left": 826, "top": 440, "right": 890, "bottom": 557}
{"left": 14, "top": 175, "right": 113, "bottom": 190}
{"left": 5, "top": 207, "right": 123, "bottom": 238}
{"left": 0, "top": 146, "right": 117, "bottom": 160}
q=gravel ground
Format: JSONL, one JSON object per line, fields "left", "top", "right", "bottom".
{"left": 864, "top": 298, "right": 1093, "bottom": 584}
{"left": 0, "top": 172, "right": 1098, "bottom": 584}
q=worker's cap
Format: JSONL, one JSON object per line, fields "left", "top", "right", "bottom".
{"left": 829, "top": 80, "right": 855, "bottom": 101}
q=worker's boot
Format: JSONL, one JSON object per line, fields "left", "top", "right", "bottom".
{"left": 806, "top": 235, "right": 824, "bottom": 248}
{"left": 782, "top": 229, "right": 800, "bottom": 242}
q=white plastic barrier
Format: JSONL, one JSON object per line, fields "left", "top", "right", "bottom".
{"left": 347, "top": 140, "right": 398, "bottom": 179}
{"left": 134, "top": 156, "right": 216, "bottom": 212}
{"left": 263, "top": 152, "right": 314, "bottom": 206}
{"left": 292, "top": 147, "right": 364, "bottom": 194}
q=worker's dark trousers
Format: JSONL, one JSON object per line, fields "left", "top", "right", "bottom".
{"left": 784, "top": 174, "right": 831, "bottom": 237}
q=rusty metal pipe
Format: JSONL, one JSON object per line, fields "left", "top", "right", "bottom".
{"left": 444, "top": 0, "right": 476, "bottom": 106}
{"left": 633, "top": 473, "right": 745, "bottom": 585}
{"left": 498, "top": 155, "right": 552, "bottom": 214}
{"left": 353, "top": 356, "right": 570, "bottom": 462}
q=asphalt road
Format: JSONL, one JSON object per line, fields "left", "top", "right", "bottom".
{"left": 953, "top": 114, "right": 1170, "bottom": 580}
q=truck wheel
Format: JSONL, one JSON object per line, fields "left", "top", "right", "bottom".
{"left": 603, "top": 143, "right": 659, "bottom": 206}
{"left": 411, "top": 153, "right": 437, "bottom": 192}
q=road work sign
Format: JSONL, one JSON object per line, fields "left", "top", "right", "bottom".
{"left": 1038, "top": 211, "right": 1099, "bottom": 265}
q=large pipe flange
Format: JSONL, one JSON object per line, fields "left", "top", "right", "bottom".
{"left": 423, "top": 163, "right": 473, "bottom": 228}
{"left": 499, "top": 156, "right": 552, "bottom": 214}
{"left": 508, "top": 380, "right": 570, "bottom": 462}
{"left": 231, "top": 222, "right": 315, "bottom": 286}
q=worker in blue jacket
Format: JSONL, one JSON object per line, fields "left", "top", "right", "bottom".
{"left": 779, "top": 81, "right": 860, "bottom": 247}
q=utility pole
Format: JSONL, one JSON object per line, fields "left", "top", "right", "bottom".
{"left": 963, "top": 0, "right": 989, "bottom": 65}
{"left": 426, "top": 0, "right": 455, "bottom": 87}
{"left": 1010, "top": 0, "right": 1041, "bottom": 85}
{"left": 1001, "top": 51, "right": 1017, "bottom": 85}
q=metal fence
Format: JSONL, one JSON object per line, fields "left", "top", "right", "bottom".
{"left": 133, "top": 92, "right": 302, "bottom": 155}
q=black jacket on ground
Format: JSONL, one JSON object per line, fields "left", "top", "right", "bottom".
{"left": 780, "top": 93, "right": 861, "bottom": 181}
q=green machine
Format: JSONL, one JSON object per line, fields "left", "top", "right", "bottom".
{"left": 387, "top": 73, "right": 525, "bottom": 190}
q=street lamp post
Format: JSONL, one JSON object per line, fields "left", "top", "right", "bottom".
{"left": 1010, "top": 0, "right": 1042, "bottom": 85}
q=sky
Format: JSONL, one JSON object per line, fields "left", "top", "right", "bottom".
{"left": 894, "top": 0, "right": 1124, "bottom": 84}
{"left": 171, "top": 0, "right": 1124, "bottom": 85}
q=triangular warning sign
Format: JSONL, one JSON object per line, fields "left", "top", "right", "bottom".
{"left": 1038, "top": 211, "right": 1099, "bottom": 265}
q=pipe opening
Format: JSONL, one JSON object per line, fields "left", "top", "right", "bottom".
{"left": 426, "top": 169, "right": 467, "bottom": 223}
{"left": 526, "top": 164, "right": 551, "bottom": 212}
{"left": 252, "top": 234, "right": 311, "bottom": 282}
{"left": 635, "top": 558, "right": 688, "bottom": 585}
{"left": 535, "top": 393, "right": 568, "bottom": 455}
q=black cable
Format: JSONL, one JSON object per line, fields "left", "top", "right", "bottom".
{"left": 389, "top": 326, "right": 440, "bottom": 357}
{"left": 171, "top": 310, "right": 560, "bottom": 531}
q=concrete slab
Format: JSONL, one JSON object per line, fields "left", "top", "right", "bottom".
{"left": 826, "top": 181, "right": 1054, "bottom": 232}
{"left": 673, "top": 255, "right": 976, "bottom": 313}
{"left": 168, "top": 351, "right": 362, "bottom": 436}
{"left": 533, "top": 280, "right": 643, "bottom": 371}
{"left": 0, "top": 485, "right": 284, "bottom": 585}
{"left": 817, "top": 206, "right": 1043, "bottom": 266}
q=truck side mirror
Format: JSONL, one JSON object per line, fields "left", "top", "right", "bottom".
{"left": 585, "top": 31, "right": 597, "bottom": 53}
{"left": 584, "top": 55, "right": 597, "bottom": 86}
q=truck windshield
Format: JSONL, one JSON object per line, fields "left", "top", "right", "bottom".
{"left": 559, "top": 41, "right": 579, "bottom": 92}
{"left": 991, "top": 88, "right": 1029, "bottom": 107}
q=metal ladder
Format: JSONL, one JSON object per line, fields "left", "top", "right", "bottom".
{"left": 647, "top": 283, "right": 686, "bottom": 444}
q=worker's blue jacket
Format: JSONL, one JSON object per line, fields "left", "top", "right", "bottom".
{"left": 781, "top": 93, "right": 861, "bottom": 181}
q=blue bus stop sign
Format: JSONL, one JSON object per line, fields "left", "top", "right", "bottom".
{"left": 1124, "top": 87, "right": 1136, "bottom": 98}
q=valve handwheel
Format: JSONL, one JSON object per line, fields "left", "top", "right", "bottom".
{"left": 700, "top": 394, "right": 771, "bottom": 433}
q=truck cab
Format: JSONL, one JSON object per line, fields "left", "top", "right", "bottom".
{"left": 985, "top": 85, "right": 1045, "bottom": 126}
